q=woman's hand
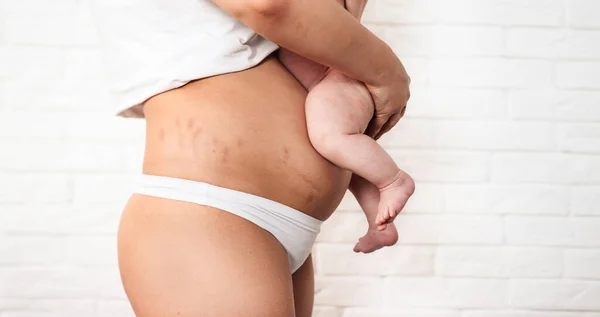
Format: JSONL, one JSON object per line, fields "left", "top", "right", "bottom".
{"left": 341, "top": 0, "right": 410, "bottom": 139}
{"left": 213, "top": 0, "right": 410, "bottom": 135}
{"left": 365, "top": 59, "right": 411, "bottom": 139}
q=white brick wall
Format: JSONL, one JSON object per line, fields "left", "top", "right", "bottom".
{"left": 1, "top": 0, "right": 600, "bottom": 316}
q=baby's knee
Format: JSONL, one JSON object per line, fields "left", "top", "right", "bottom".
{"left": 308, "top": 127, "right": 354, "bottom": 159}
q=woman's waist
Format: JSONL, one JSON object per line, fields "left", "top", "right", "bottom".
{"left": 141, "top": 141, "right": 349, "bottom": 220}
{"left": 141, "top": 60, "right": 351, "bottom": 219}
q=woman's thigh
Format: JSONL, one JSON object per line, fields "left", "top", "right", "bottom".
{"left": 292, "top": 255, "right": 315, "bottom": 317}
{"left": 118, "top": 194, "right": 295, "bottom": 317}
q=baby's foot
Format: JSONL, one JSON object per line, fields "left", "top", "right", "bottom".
{"left": 376, "top": 171, "right": 415, "bottom": 228}
{"left": 354, "top": 222, "right": 399, "bottom": 253}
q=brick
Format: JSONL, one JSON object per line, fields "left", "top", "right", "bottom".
{"left": 64, "top": 236, "right": 117, "bottom": 266}
{"left": 507, "top": 28, "right": 566, "bottom": 59}
{"left": 381, "top": 119, "right": 438, "bottom": 149}
{"left": 445, "top": 184, "right": 569, "bottom": 215}
{"left": 96, "top": 300, "right": 135, "bottom": 317}
{"left": 509, "top": 90, "right": 600, "bottom": 121}
{"left": 0, "top": 140, "right": 143, "bottom": 172}
{"left": 400, "top": 183, "right": 445, "bottom": 213}
{"left": 430, "top": 58, "right": 553, "bottom": 88}
{"left": 510, "top": 280, "right": 600, "bottom": 310}
{"left": 0, "top": 204, "right": 121, "bottom": 235}
{"left": 567, "top": 0, "right": 600, "bottom": 28}
{"left": 570, "top": 155, "right": 600, "bottom": 184}
{"left": 386, "top": 120, "right": 556, "bottom": 151}
{"left": 508, "top": 29, "right": 600, "bottom": 59}
{"left": 506, "top": 216, "right": 600, "bottom": 247}
{"left": 463, "top": 311, "right": 594, "bottom": 317}
{"left": 561, "top": 124, "right": 600, "bottom": 153}
{"left": 0, "top": 267, "right": 125, "bottom": 298}
{"left": 0, "top": 237, "right": 63, "bottom": 265}
{"left": 436, "top": 247, "right": 562, "bottom": 278}
{"left": 401, "top": 58, "right": 431, "bottom": 86}
{"left": 343, "top": 308, "right": 460, "bottom": 317}
{"left": 406, "top": 88, "right": 508, "bottom": 119}
{"left": 314, "top": 277, "right": 384, "bottom": 306}
{"left": 73, "top": 174, "right": 137, "bottom": 204}
{"left": 389, "top": 150, "right": 491, "bottom": 183}
{"left": 443, "top": 185, "right": 489, "bottom": 213}
{"left": 565, "top": 250, "right": 600, "bottom": 279}
{"left": 0, "top": 0, "right": 81, "bottom": 14}
{"left": 362, "top": 0, "right": 439, "bottom": 24}
{"left": 490, "top": 185, "right": 569, "bottom": 215}
{"left": 0, "top": 75, "right": 113, "bottom": 111}
{"left": 0, "top": 47, "right": 65, "bottom": 80}
{"left": 491, "top": 153, "right": 570, "bottom": 184}
{"left": 0, "top": 173, "right": 72, "bottom": 203}
{"left": 557, "top": 62, "right": 600, "bottom": 89}
{"left": 395, "top": 215, "right": 503, "bottom": 245}
{"left": 387, "top": 278, "right": 507, "bottom": 308}
{"left": 3, "top": 10, "right": 98, "bottom": 46}
{"left": 314, "top": 307, "right": 342, "bottom": 317}
{"left": 64, "top": 49, "right": 106, "bottom": 80}
{"left": 385, "top": 26, "right": 504, "bottom": 57}
{"left": 316, "top": 244, "right": 434, "bottom": 276}
{"left": 438, "top": 0, "right": 564, "bottom": 26}
{"left": 571, "top": 187, "right": 600, "bottom": 216}
{"left": 0, "top": 299, "right": 95, "bottom": 317}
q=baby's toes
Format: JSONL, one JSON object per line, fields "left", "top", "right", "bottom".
{"left": 388, "top": 208, "right": 399, "bottom": 220}
{"left": 379, "top": 210, "right": 390, "bottom": 223}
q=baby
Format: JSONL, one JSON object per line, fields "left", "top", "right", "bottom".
{"left": 278, "top": 0, "right": 415, "bottom": 253}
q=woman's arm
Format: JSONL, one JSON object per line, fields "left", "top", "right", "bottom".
{"left": 212, "top": 0, "right": 410, "bottom": 138}
{"left": 212, "top": 0, "right": 395, "bottom": 89}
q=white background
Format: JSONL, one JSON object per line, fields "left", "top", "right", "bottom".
{"left": 1, "top": 0, "right": 600, "bottom": 316}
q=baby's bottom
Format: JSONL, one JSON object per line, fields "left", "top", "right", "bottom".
{"left": 279, "top": 49, "right": 415, "bottom": 253}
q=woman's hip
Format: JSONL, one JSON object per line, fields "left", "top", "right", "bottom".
{"left": 117, "top": 193, "right": 296, "bottom": 316}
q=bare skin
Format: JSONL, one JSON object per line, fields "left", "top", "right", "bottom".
{"left": 278, "top": 0, "right": 415, "bottom": 253}
{"left": 112, "top": 0, "right": 411, "bottom": 315}
{"left": 119, "top": 57, "right": 351, "bottom": 317}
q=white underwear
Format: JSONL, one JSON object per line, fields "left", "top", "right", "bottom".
{"left": 133, "top": 174, "right": 322, "bottom": 273}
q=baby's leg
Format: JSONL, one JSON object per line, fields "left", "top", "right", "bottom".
{"left": 306, "top": 70, "right": 415, "bottom": 226}
{"left": 349, "top": 174, "right": 398, "bottom": 253}
{"left": 277, "top": 0, "right": 350, "bottom": 91}
{"left": 278, "top": 49, "right": 328, "bottom": 91}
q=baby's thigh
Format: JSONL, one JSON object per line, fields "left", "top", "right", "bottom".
{"left": 119, "top": 195, "right": 295, "bottom": 317}
{"left": 305, "top": 75, "right": 373, "bottom": 135}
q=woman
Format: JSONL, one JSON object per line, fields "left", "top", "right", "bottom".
{"left": 92, "top": 0, "right": 410, "bottom": 315}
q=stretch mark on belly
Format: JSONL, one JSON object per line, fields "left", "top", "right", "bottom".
{"left": 175, "top": 117, "right": 184, "bottom": 148}
{"left": 221, "top": 146, "right": 230, "bottom": 164}
{"left": 237, "top": 138, "right": 245, "bottom": 148}
{"left": 306, "top": 192, "right": 316, "bottom": 204}
{"left": 281, "top": 147, "right": 290, "bottom": 162}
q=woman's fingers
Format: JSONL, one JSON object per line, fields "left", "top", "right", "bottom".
{"left": 364, "top": 112, "right": 390, "bottom": 138}
{"left": 375, "top": 107, "right": 405, "bottom": 140}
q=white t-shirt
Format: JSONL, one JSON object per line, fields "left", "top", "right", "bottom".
{"left": 90, "top": 0, "right": 279, "bottom": 115}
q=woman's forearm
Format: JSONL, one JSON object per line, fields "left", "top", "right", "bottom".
{"left": 211, "top": 0, "right": 399, "bottom": 87}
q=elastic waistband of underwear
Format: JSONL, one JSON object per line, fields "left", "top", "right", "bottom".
{"left": 133, "top": 174, "right": 324, "bottom": 232}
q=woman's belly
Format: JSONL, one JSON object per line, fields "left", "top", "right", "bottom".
{"left": 141, "top": 55, "right": 351, "bottom": 220}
